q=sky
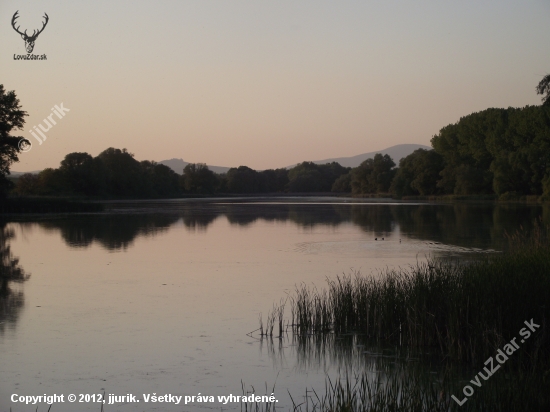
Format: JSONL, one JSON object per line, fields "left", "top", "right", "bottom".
{"left": 1, "top": 0, "right": 549, "bottom": 172}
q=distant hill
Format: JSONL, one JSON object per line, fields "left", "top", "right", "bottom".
{"left": 286, "top": 144, "right": 431, "bottom": 169}
{"left": 9, "top": 170, "right": 42, "bottom": 177}
{"left": 158, "top": 159, "right": 231, "bottom": 175}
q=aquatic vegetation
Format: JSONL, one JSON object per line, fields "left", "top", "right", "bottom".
{"left": 283, "top": 231, "right": 550, "bottom": 366}
{"left": 256, "top": 223, "right": 550, "bottom": 410}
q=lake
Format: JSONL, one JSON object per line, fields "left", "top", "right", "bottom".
{"left": 0, "top": 198, "right": 546, "bottom": 411}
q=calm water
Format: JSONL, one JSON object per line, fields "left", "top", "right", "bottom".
{"left": 0, "top": 198, "right": 546, "bottom": 411}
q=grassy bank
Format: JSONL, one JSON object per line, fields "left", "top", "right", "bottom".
{"left": 259, "top": 223, "right": 550, "bottom": 410}
{"left": 0, "top": 198, "right": 104, "bottom": 213}
{"left": 286, "top": 226, "right": 549, "bottom": 366}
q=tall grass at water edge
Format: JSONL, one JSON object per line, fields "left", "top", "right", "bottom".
{"left": 255, "top": 223, "right": 550, "bottom": 411}
{"left": 285, "top": 224, "right": 550, "bottom": 367}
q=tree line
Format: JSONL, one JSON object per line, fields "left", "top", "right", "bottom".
{"left": 12, "top": 149, "right": 351, "bottom": 197}
{"left": 2, "top": 77, "right": 550, "bottom": 200}
{"left": 9, "top": 103, "right": 550, "bottom": 199}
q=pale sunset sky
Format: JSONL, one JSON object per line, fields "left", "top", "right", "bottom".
{"left": 1, "top": 0, "right": 549, "bottom": 172}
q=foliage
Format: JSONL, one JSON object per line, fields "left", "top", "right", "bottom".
{"left": 97, "top": 148, "right": 145, "bottom": 196}
{"left": 536, "top": 74, "right": 550, "bottom": 106}
{"left": 182, "top": 163, "right": 218, "bottom": 194}
{"left": 350, "top": 154, "right": 395, "bottom": 195}
{"left": 0, "top": 85, "right": 28, "bottom": 197}
{"left": 288, "top": 162, "right": 350, "bottom": 192}
{"left": 284, "top": 233, "right": 550, "bottom": 366}
{"left": 431, "top": 106, "right": 550, "bottom": 196}
{"left": 14, "top": 148, "right": 181, "bottom": 198}
{"left": 331, "top": 172, "right": 352, "bottom": 193}
{"left": 141, "top": 161, "right": 180, "bottom": 197}
{"left": 226, "top": 166, "right": 263, "bottom": 193}
{"left": 391, "top": 149, "right": 444, "bottom": 197}
{"left": 259, "top": 168, "right": 289, "bottom": 193}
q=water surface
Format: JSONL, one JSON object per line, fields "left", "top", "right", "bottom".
{"left": 0, "top": 198, "right": 546, "bottom": 411}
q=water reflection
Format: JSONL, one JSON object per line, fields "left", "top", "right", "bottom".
{"left": 38, "top": 214, "right": 180, "bottom": 250}
{"left": 3, "top": 201, "right": 546, "bottom": 253}
{"left": 259, "top": 332, "right": 462, "bottom": 408}
{"left": 0, "top": 222, "right": 29, "bottom": 333}
{"left": 21, "top": 201, "right": 548, "bottom": 252}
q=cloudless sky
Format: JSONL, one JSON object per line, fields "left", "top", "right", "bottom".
{"left": 1, "top": 0, "right": 549, "bottom": 171}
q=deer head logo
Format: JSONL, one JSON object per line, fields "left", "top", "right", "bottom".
{"left": 11, "top": 11, "right": 49, "bottom": 54}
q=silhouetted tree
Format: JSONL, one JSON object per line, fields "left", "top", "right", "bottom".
{"left": 288, "top": 162, "right": 349, "bottom": 192}
{"left": 0, "top": 85, "right": 29, "bottom": 197}
{"left": 331, "top": 172, "right": 351, "bottom": 192}
{"left": 97, "top": 148, "right": 143, "bottom": 196}
{"left": 226, "top": 166, "right": 262, "bottom": 193}
{"left": 432, "top": 106, "right": 550, "bottom": 196}
{"left": 260, "top": 168, "right": 289, "bottom": 192}
{"left": 181, "top": 163, "right": 218, "bottom": 194}
{"left": 59, "top": 152, "right": 106, "bottom": 195}
{"left": 12, "top": 173, "right": 40, "bottom": 195}
{"left": 391, "top": 149, "right": 444, "bottom": 197}
{"left": 536, "top": 74, "right": 550, "bottom": 106}
{"left": 140, "top": 161, "right": 180, "bottom": 197}
{"left": 351, "top": 154, "right": 395, "bottom": 195}
{"left": 431, "top": 110, "right": 498, "bottom": 195}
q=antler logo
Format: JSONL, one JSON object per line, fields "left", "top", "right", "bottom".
{"left": 11, "top": 11, "right": 49, "bottom": 54}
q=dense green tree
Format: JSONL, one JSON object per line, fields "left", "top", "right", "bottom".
{"left": 260, "top": 168, "right": 289, "bottom": 192}
{"left": 35, "top": 168, "right": 66, "bottom": 195}
{"left": 288, "top": 162, "right": 349, "bottom": 192}
{"left": 536, "top": 74, "right": 550, "bottom": 107}
{"left": 58, "top": 152, "right": 105, "bottom": 195}
{"left": 140, "top": 161, "right": 180, "bottom": 197}
{"left": 391, "top": 149, "right": 444, "bottom": 197}
{"left": 226, "top": 166, "right": 262, "bottom": 193}
{"left": 97, "top": 148, "right": 144, "bottom": 197}
{"left": 331, "top": 172, "right": 352, "bottom": 193}
{"left": 489, "top": 106, "right": 550, "bottom": 196}
{"left": 12, "top": 173, "right": 40, "bottom": 196}
{"left": 351, "top": 154, "right": 396, "bottom": 195}
{"left": 431, "top": 109, "right": 501, "bottom": 194}
{"left": 181, "top": 163, "right": 218, "bottom": 194}
{"left": 0, "top": 85, "right": 29, "bottom": 197}
{"left": 431, "top": 106, "right": 550, "bottom": 196}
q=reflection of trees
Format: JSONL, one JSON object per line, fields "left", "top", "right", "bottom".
{"left": 349, "top": 205, "right": 395, "bottom": 234}
{"left": 0, "top": 222, "right": 29, "bottom": 333}
{"left": 20, "top": 201, "right": 550, "bottom": 252}
{"left": 38, "top": 215, "right": 180, "bottom": 250}
{"left": 391, "top": 203, "right": 549, "bottom": 250}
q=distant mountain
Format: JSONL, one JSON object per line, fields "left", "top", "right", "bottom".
{"left": 9, "top": 170, "right": 42, "bottom": 177}
{"left": 158, "top": 158, "right": 230, "bottom": 175}
{"left": 287, "top": 144, "right": 431, "bottom": 169}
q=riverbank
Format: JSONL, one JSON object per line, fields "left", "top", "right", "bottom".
{"left": 0, "top": 198, "right": 104, "bottom": 214}
{"left": 263, "top": 223, "right": 550, "bottom": 411}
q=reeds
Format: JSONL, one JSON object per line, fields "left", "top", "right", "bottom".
{"left": 284, "top": 366, "right": 549, "bottom": 412}
{"left": 250, "top": 224, "right": 550, "bottom": 410}
{"left": 256, "top": 298, "right": 288, "bottom": 338}
{"left": 260, "top": 221, "right": 550, "bottom": 369}
{"left": 284, "top": 248, "right": 550, "bottom": 366}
